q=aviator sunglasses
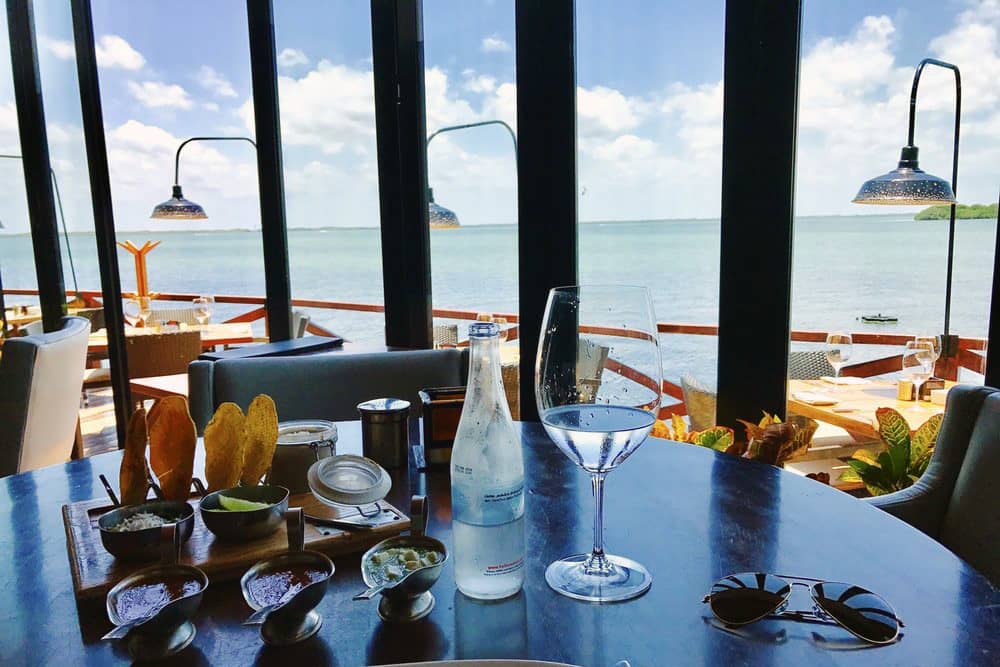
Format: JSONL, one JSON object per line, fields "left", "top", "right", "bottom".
{"left": 702, "top": 573, "right": 904, "bottom": 644}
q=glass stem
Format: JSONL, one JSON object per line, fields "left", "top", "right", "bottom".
{"left": 585, "top": 472, "right": 610, "bottom": 574}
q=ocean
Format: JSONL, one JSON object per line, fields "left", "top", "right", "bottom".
{"left": 1, "top": 214, "right": 995, "bottom": 384}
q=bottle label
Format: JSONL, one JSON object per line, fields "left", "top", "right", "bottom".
{"left": 452, "top": 478, "right": 525, "bottom": 526}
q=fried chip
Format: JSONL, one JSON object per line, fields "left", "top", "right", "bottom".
{"left": 204, "top": 402, "right": 246, "bottom": 491}
{"left": 239, "top": 395, "right": 279, "bottom": 486}
{"left": 147, "top": 396, "right": 197, "bottom": 501}
{"left": 119, "top": 407, "right": 150, "bottom": 505}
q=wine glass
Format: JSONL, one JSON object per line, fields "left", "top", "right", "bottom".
{"left": 124, "top": 296, "right": 152, "bottom": 327}
{"left": 914, "top": 335, "right": 942, "bottom": 377}
{"left": 825, "top": 332, "right": 853, "bottom": 389}
{"left": 902, "top": 341, "right": 935, "bottom": 404}
{"left": 193, "top": 296, "right": 214, "bottom": 326}
{"left": 536, "top": 285, "right": 662, "bottom": 602}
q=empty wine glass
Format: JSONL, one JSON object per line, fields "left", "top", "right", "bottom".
{"left": 536, "top": 285, "right": 662, "bottom": 602}
{"left": 124, "top": 296, "right": 152, "bottom": 327}
{"left": 825, "top": 332, "right": 853, "bottom": 389}
{"left": 193, "top": 296, "right": 214, "bottom": 326}
{"left": 914, "top": 335, "right": 942, "bottom": 376}
{"left": 902, "top": 341, "right": 935, "bottom": 404}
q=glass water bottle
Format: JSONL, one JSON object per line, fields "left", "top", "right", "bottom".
{"left": 450, "top": 322, "right": 526, "bottom": 599}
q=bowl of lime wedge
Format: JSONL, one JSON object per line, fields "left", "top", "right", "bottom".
{"left": 199, "top": 485, "right": 289, "bottom": 541}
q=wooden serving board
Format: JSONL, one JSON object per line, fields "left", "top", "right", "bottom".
{"left": 62, "top": 492, "right": 409, "bottom": 600}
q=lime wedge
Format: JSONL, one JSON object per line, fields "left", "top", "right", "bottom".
{"left": 218, "top": 495, "right": 272, "bottom": 512}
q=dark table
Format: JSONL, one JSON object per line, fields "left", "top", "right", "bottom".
{"left": 1, "top": 422, "right": 997, "bottom": 666}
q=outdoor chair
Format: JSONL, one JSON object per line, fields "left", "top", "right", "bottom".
{"left": 788, "top": 350, "right": 836, "bottom": 380}
{"left": 83, "top": 331, "right": 203, "bottom": 404}
{"left": 0, "top": 316, "right": 90, "bottom": 476}
{"left": 292, "top": 310, "right": 311, "bottom": 339}
{"left": 433, "top": 324, "right": 458, "bottom": 348}
{"left": 188, "top": 348, "right": 468, "bottom": 433}
{"left": 868, "top": 384, "right": 999, "bottom": 585}
{"left": 147, "top": 306, "right": 200, "bottom": 326}
{"left": 680, "top": 373, "right": 717, "bottom": 431}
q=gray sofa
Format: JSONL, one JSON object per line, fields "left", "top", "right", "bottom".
{"left": 868, "top": 384, "right": 999, "bottom": 585}
{"left": 188, "top": 349, "right": 467, "bottom": 433}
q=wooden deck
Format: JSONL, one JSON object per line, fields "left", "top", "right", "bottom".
{"left": 79, "top": 388, "right": 122, "bottom": 457}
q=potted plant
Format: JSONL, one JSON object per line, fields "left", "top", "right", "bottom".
{"left": 839, "top": 408, "right": 942, "bottom": 496}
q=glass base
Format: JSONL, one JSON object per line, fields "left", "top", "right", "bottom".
{"left": 545, "top": 553, "right": 652, "bottom": 602}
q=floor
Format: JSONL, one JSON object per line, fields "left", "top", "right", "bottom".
{"left": 80, "top": 388, "right": 121, "bottom": 457}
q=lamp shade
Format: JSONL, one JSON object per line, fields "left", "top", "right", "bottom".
{"left": 150, "top": 185, "right": 208, "bottom": 220}
{"left": 427, "top": 188, "right": 459, "bottom": 228}
{"left": 852, "top": 145, "right": 956, "bottom": 206}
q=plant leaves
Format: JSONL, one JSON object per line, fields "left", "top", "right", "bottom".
{"left": 690, "top": 427, "right": 735, "bottom": 451}
{"left": 851, "top": 449, "right": 879, "bottom": 466}
{"left": 876, "top": 407, "right": 911, "bottom": 452}
{"left": 838, "top": 467, "right": 862, "bottom": 483}
{"left": 671, "top": 413, "right": 688, "bottom": 442}
{"left": 910, "top": 413, "right": 943, "bottom": 466}
{"left": 877, "top": 451, "right": 898, "bottom": 482}
{"left": 737, "top": 419, "right": 765, "bottom": 443}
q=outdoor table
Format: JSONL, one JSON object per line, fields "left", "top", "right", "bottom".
{"left": 87, "top": 322, "right": 255, "bottom": 355}
{"left": 787, "top": 379, "right": 953, "bottom": 441}
{"left": 0, "top": 421, "right": 996, "bottom": 666}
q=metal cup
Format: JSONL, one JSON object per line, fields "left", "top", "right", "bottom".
{"left": 358, "top": 398, "right": 411, "bottom": 469}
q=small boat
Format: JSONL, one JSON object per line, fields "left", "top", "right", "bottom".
{"left": 859, "top": 313, "right": 898, "bottom": 324}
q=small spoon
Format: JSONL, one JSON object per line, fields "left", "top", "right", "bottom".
{"left": 352, "top": 564, "right": 433, "bottom": 601}
{"left": 243, "top": 577, "right": 327, "bottom": 625}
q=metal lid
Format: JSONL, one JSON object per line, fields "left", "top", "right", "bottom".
{"left": 357, "top": 398, "right": 411, "bottom": 415}
{"left": 276, "top": 420, "right": 338, "bottom": 446}
{"left": 307, "top": 455, "right": 391, "bottom": 506}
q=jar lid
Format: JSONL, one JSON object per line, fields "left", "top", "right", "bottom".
{"left": 276, "top": 420, "right": 338, "bottom": 446}
{"left": 307, "top": 455, "right": 391, "bottom": 506}
{"left": 356, "top": 398, "right": 411, "bottom": 414}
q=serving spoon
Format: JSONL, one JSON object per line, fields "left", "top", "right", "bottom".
{"left": 243, "top": 576, "right": 328, "bottom": 625}
{"left": 102, "top": 588, "right": 200, "bottom": 640}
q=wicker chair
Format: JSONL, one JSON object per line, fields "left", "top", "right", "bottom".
{"left": 788, "top": 350, "right": 836, "bottom": 380}
{"left": 680, "top": 373, "right": 717, "bottom": 431}
{"left": 433, "top": 324, "right": 459, "bottom": 348}
{"left": 147, "top": 307, "right": 199, "bottom": 326}
{"left": 125, "top": 331, "right": 203, "bottom": 378}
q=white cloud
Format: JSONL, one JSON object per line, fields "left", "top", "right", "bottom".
{"left": 95, "top": 35, "right": 145, "bottom": 70}
{"left": 277, "top": 48, "right": 310, "bottom": 69}
{"left": 42, "top": 34, "right": 145, "bottom": 70}
{"left": 196, "top": 65, "right": 237, "bottom": 98}
{"left": 464, "top": 73, "right": 497, "bottom": 94}
{"left": 203, "top": 102, "right": 220, "bottom": 112}
{"left": 577, "top": 85, "right": 644, "bottom": 136}
{"left": 42, "top": 37, "right": 76, "bottom": 60}
{"left": 481, "top": 35, "right": 512, "bottom": 53}
{"left": 127, "top": 81, "right": 194, "bottom": 110}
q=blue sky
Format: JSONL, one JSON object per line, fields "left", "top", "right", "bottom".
{"left": 0, "top": 0, "right": 998, "bottom": 233}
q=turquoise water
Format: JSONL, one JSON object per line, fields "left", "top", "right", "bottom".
{"left": 1, "top": 214, "right": 995, "bottom": 383}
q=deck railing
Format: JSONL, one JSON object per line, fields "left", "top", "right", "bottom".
{"left": 4, "top": 288, "right": 988, "bottom": 418}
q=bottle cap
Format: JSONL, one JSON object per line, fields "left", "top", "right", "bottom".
{"left": 469, "top": 322, "right": 500, "bottom": 338}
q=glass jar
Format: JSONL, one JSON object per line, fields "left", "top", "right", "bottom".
{"left": 265, "top": 420, "right": 337, "bottom": 494}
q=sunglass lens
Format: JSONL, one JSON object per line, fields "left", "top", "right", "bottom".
{"left": 709, "top": 573, "right": 790, "bottom": 625}
{"left": 812, "top": 582, "right": 900, "bottom": 643}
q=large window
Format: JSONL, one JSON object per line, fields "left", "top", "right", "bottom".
{"left": 90, "top": 0, "right": 265, "bottom": 328}
{"left": 274, "top": 1, "right": 385, "bottom": 343}
{"left": 577, "top": 0, "right": 725, "bottom": 414}
{"left": 792, "top": 1, "right": 997, "bottom": 382}
{"left": 424, "top": 0, "right": 518, "bottom": 344}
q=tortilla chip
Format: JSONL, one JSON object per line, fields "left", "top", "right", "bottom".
{"left": 204, "top": 402, "right": 246, "bottom": 491}
{"left": 147, "top": 396, "right": 197, "bottom": 501}
{"left": 119, "top": 407, "right": 150, "bottom": 505}
{"left": 239, "top": 395, "right": 279, "bottom": 486}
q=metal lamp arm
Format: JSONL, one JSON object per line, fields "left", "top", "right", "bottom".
{"left": 174, "top": 136, "right": 258, "bottom": 185}
{"left": 426, "top": 120, "right": 517, "bottom": 153}
{"left": 907, "top": 58, "right": 961, "bottom": 339}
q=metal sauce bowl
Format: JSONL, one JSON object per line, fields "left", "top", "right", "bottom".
{"left": 198, "top": 485, "right": 289, "bottom": 541}
{"left": 240, "top": 508, "right": 335, "bottom": 646}
{"left": 105, "top": 524, "right": 208, "bottom": 660}
{"left": 359, "top": 496, "right": 448, "bottom": 622}
{"left": 98, "top": 500, "right": 195, "bottom": 561}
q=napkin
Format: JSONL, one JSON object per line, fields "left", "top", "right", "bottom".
{"left": 792, "top": 391, "right": 839, "bottom": 406}
{"left": 820, "top": 376, "right": 868, "bottom": 386}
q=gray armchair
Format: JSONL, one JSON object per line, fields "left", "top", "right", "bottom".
{"left": 868, "top": 384, "right": 999, "bottom": 584}
{"left": 188, "top": 349, "right": 468, "bottom": 433}
{"left": 0, "top": 316, "right": 91, "bottom": 476}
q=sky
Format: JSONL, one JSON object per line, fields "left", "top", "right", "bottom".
{"left": 0, "top": 0, "right": 998, "bottom": 233}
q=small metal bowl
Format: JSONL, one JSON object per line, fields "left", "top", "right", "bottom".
{"left": 198, "top": 485, "right": 289, "bottom": 542}
{"left": 240, "top": 508, "right": 335, "bottom": 646}
{"left": 105, "top": 524, "right": 208, "bottom": 660}
{"left": 98, "top": 501, "right": 195, "bottom": 561}
{"left": 359, "top": 496, "right": 448, "bottom": 622}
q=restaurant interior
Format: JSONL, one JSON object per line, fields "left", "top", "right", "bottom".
{"left": 0, "top": 1, "right": 998, "bottom": 665}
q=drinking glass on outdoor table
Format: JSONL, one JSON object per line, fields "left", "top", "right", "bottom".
{"left": 193, "top": 296, "right": 214, "bottom": 326}
{"left": 914, "top": 334, "right": 942, "bottom": 375}
{"left": 824, "top": 332, "right": 853, "bottom": 390}
{"left": 535, "top": 285, "right": 662, "bottom": 602}
{"left": 124, "top": 296, "right": 152, "bottom": 327}
{"left": 902, "top": 340, "right": 935, "bottom": 406}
